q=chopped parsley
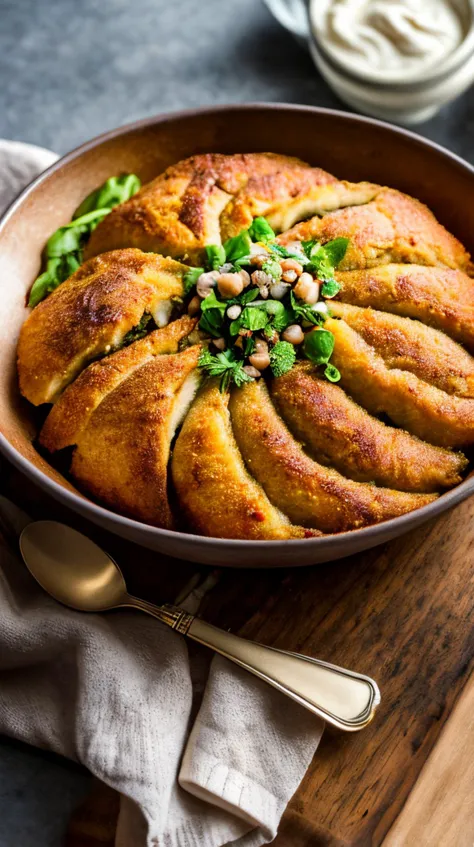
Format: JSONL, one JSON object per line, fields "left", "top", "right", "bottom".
{"left": 198, "top": 348, "right": 253, "bottom": 392}
{"left": 301, "top": 236, "right": 349, "bottom": 298}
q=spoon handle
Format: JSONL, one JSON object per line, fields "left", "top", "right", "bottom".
{"left": 128, "top": 598, "right": 380, "bottom": 731}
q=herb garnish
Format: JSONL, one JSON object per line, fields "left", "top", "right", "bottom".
{"left": 324, "top": 363, "right": 342, "bottom": 383}
{"left": 269, "top": 341, "right": 296, "bottom": 377}
{"left": 301, "top": 236, "right": 349, "bottom": 298}
{"left": 248, "top": 216, "right": 276, "bottom": 244}
{"left": 28, "top": 174, "right": 141, "bottom": 307}
{"left": 184, "top": 266, "right": 204, "bottom": 294}
{"left": 303, "top": 327, "right": 335, "bottom": 365}
{"left": 186, "top": 218, "right": 349, "bottom": 390}
{"left": 198, "top": 349, "right": 253, "bottom": 393}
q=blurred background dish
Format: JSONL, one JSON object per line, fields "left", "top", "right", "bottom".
{"left": 264, "top": 0, "right": 474, "bottom": 123}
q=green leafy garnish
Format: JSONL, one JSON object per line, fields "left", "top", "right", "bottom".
{"left": 28, "top": 254, "right": 82, "bottom": 307}
{"left": 302, "top": 237, "right": 348, "bottom": 295}
{"left": 199, "top": 290, "right": 227, "bottom": 315}
{"left": 261, "top": 258, "right": 282, "bottom": 281}
{"left": 321, "top": 279, "right": 341, "bottom": 298}
{"left": 248, "top": 216, "right": 275, "bottom": 244}
{"left": 198, "top": 290, "right": 227, "bottom": 337}
{"left": 198, "top": 348, "right": 252, "bottom": 392}
{"left": 199, "top": 310, "right": 224, "bottom": 338}
{"left": 229, "top": 299, "right": 291, "bottom": 337}
{"left": 45, "top": 210, "right": 110, "bottom": 255}
{"left": 324, "top": 364, "right": 341, "bottom": 382}
{"left": 269, "top": 341, "right": 296, "bottom": 378}
{"left": 323, "top": 237, "right": 350, "bottom": 268}
{"left": 303, "top": 328, "right": 335, "bottom": 365}
{"left": 289, "top": 291, "right": 325, "bottom": 327}
{"left": 205, "top": 244, "right": 226, "bottom": 270}
{"left": 258, "top": 299, "right": 290, "bottom": 332}
{"left": 241, "top": 307, "right": 269, "bottom": 332}
{"left": 183, "top": 266, "right": 204, "bottom": 294}
{"left": 268, "top": 242, "right": 308, "bottom": 264}
{"left": 223, "top": 231, "right": 252, "bottom": 264}
{"left": 235, "top": 287, "right": 260, "bottom": 306}
{"left": 28, "top": 173, "right": 141, "bottom": 307}
{"left": 73, "top": 174, "right": 141, "bottom": 218}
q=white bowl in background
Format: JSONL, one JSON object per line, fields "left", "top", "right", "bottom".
{"left": 263, "top": 0, "right": 474, "bottom": 124}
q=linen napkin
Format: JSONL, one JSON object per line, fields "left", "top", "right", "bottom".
{"left": 0, "top": 142, "right": 324, "bottom": 846}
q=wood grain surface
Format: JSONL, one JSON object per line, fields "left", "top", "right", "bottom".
{"left": 383, "top": 670, "right": 474, "bottom": 847}
{"left": 2, "top": 457, "right": 474, "bottom": 847}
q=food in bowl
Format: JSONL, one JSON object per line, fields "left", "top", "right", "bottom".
{"left": 17, "top": 153, "right": 474, "bottom": 540}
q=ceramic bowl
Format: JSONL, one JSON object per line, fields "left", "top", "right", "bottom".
{"left": 0, "top": 104, "right": 473, "bottom": 567}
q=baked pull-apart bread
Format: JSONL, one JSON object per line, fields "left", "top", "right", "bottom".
{"left": 17, "top": 152, "right": 474, "bottom": 538}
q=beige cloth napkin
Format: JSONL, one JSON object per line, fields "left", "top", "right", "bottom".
{"left": 0, "top": 143, "right": 324, "bottom": 846}
{"left": 0, "top": 496, "right": 323, "bottom": 847}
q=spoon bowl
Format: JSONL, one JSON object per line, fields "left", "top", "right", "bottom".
{"left": 19, "top": 520, "right": 127, "bottom": 611}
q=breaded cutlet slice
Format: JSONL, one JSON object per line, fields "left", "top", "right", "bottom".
{"left": 333, "top": 264, "right": 474, "bottom": 351}
{"left": 18, "top": 248, "right": 187, "bottom": 405}
{"left": 271, "top": 363, "right": 467, "bottom": 493}
{"left": 278, "top": 188, "right": 472, "bottom": 273}
{"left": 40, "top": 315, "right": 197, "bottom": 452}
{"left": 229, "top": 380, "right": 436, "bottom": 533}
{"left": 327, "top": 318, "right": 474, "bottom": 448}
{"left": 70, "top": 345, "right": 201, "bottom": 529}
{"left": 171, "top": 380, "right": 320, "bottom": 539}
{"left": 329, "top": 302, "right": 474, "bottom": 397}
{"left": 85, "top": 152, "right": 376, "bottom": 264}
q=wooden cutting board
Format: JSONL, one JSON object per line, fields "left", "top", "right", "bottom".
{"left": 3, "top": 458, "right": 474, "bottom": 846}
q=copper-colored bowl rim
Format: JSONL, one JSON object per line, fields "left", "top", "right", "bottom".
{"left": 1, "top": 102, "right": 473, "bottom": 562}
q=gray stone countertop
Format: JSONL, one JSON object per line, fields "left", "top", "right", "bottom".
{"left": 0, "top": 0, "right": 472, "bottom": 844}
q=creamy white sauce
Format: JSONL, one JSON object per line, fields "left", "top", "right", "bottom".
{"left": 311, "top": 0, "right": 466, "bottom": 80}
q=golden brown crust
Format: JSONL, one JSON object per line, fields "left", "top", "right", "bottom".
{"left": 329, "top": 302, "right": 474, "bottom": 397}
{"left": 86, "top": 153, "right": 339, "bottom": 263}
{"left": 229, "top": 380, "right": 436, "bottom": 532}
{"left": 18, "top": 248, "right": 187, "bottom": 405}
{"left": 327, "top": 318, "right": 474, "bottom": 448}
{"left": 334, "top": 264, "right": 474, "bottom": 351}
{"left": 18, "top": 153, "right": 474, "bottom": 539}
{"left": 271, "top": 364, "right": 467, "bottom": 492}
{"left": 278, "top": 188, "right": 472, "bottom": 272}
{"left": 40, "top": 316, "right": 197, "bottom": 452}
{"left": 171, "top": 380, "right": 320, "bottom": 539}
{"left": 70, "top": 346, "right": 201, "bottom": 528}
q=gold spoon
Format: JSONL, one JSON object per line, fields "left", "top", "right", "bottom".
{"left": 19, "top": 520, "right": 380, "bottom": 732}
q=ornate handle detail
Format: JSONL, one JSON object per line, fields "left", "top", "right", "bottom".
{"left": 126, "top": 599, "right": 380, "bottom": 731}
{"left": 126, "top": 597, "right": 194, "bottom": 635}
{"left": 188, "top": 618, "right": 380, "bottom": 731}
